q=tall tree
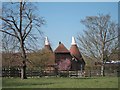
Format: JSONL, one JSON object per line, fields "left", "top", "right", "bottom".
{"left": 0, "top": 2, "right": 45, "bottom": 79}
{"left": 77, "top": 14, "right": 118, "bottom": 76}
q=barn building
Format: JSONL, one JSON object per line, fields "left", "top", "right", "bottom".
{"left": 70, "top": 37, "right": 85, "bottom": 71}
{"left": 44, "top": 36, "right": 85, "bottom": 71}
{"left": 54, "top": 42, "right": 72, "bottom": 71}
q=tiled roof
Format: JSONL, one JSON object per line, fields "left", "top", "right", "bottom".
{"left": 54, "top": 43, "right": 70, "bottom": 53}
{"left": 45, "top": 45, "right": 53, "bottom": 52}
{"left": 70, "top": 45, "right": 82, "bottom": 60}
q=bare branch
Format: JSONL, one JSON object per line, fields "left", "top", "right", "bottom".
{"left": 105, "top": 35, "right": 119, "bottom": 43}
{"left": 1, "top": 2, "right": 45, "bottom": 79}
{"left": 23, "top": 24, "right": 32, "bottom": 41}
{"left": 10, "top": 15, "right": 20, "bottom": 32}
{"left": 78, "top": 14, "right": 118, "bottom": 62}
{"left": 0, "top": 29, "right": 18, "bottom": 38}
{"left": 23, "top": 13, "right": 32, "bottom": 38}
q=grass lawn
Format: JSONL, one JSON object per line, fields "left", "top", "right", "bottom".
{"left": 2, "top": 77, "right": 118, "bottom": 88}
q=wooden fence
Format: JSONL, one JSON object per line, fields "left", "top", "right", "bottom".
{"left": 2, "top": 68, "right": 119, "bottom": 78}
{"left": 2, "top": 68, "right": 21, "bottom": 77}
{"left": 2, "top": 63, "right": 120, "bottom": 77}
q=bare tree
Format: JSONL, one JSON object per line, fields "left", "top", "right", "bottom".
{"left": 0, "top": 2, "right": 45, "bottom": 79}
{"left": 77, "top": 14, "right": 118, "bottom": 76}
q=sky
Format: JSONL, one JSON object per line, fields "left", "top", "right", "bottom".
{"left": 36, "top": 2, "right": 118, "bottom": 50}
{"left": 0, "top": 2, "right": 118, "bottom": 51}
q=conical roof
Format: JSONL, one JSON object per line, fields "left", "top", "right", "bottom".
{"left": 70, "top": 45, "right": 82, "bottom": 59}
{"left": 45, "top": 37, "right": 50, "bottom": 45}
{"left": 70, "top": 37, "right": 82, "bottom": 60}
{"left": 44, "top": 37, "right": 53, "bottom": 52}
{"left": 54, "top": 42, "right": 70, "bottom": 53}
{"left": 71, "top": 36, "right": 77, "bottom": 45}
{"left": 45, "top": 45, "right": 53, "bottom": 52}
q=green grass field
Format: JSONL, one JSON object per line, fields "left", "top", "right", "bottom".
{"left": 2, "top": 77, "right": 118, "bottom": 88}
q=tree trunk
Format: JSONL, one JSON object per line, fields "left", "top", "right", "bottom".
{"left": 21, "top": 61, "right": 27, "bottom": 79}
{"left": 101, "top": 42, "right": 105, "bottom": 77}
{"left": 19, "top": 2, "right": 27, "bottom": 79}
{"left": 20, "top": 41, "right": 27, "bottom": 79}
{"left": 101, "top": 63, "right": 105, "bottom": 76}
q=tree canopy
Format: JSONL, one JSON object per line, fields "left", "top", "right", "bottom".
{"left": 0, "top": 2, "right": 45, "bottom": 79}
{"left": 77, "top": 14, "right": 118, "bottom": 76}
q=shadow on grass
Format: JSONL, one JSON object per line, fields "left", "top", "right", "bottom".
{"left": 29, "top": 82, "right": 55, "bottom": 86}
{"left": 3, "top": 82, "right": 55, "bottom": 87}
{"left": 70, "top": 77, "right": 97, "bottom": 79}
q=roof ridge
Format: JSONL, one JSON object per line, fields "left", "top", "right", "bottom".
{"left": 54, "top": 43, "right": 70, "bottom": 53}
